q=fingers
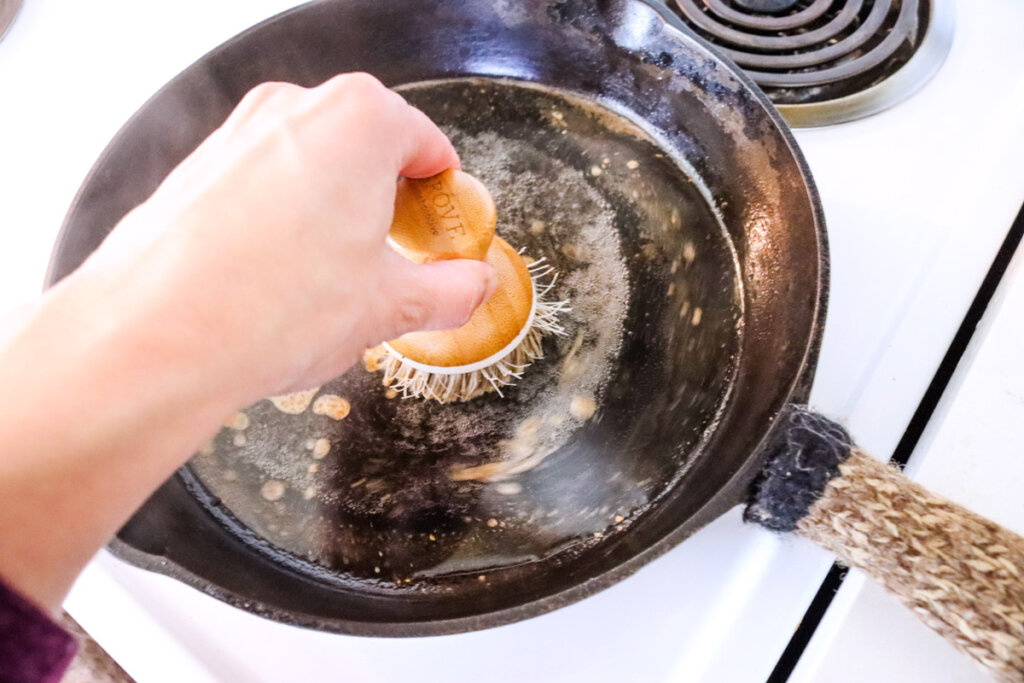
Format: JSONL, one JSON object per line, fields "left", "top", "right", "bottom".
{"left": 394, "top": 103, "right": 461, "bottom": 178}
{"left": 213, "top": 74, "right": 459, "bottom": 188}
{"left": 376, "top": 249, "right": 497, "bottom": 338}
{"left": 314, "top": 73, "right": 459, "bottom": 178}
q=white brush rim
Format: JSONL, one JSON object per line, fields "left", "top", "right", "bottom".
{"left": 382, "top": 286, "right": 538, "bottom": 376}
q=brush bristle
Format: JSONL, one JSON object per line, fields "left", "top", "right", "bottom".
{"left": 375, "top": 258, "right": 569, "bottom": 402}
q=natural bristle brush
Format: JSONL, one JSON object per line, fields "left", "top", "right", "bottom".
{"left": 366, "top": 169, "right": 568, "bottom": 402}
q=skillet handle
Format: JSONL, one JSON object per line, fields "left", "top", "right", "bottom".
{"left": 745, "top": 407, "right": 1024, "bottom": 682}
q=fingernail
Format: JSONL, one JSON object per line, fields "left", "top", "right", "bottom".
{"left": 469, "top": 263, "right": 497, "bottom": 313}
{"left": 479, "top": 264, "right": 498, "bottom": 306}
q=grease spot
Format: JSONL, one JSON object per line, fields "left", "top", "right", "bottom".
{"left": 269, "top": 388, "right": 319, "bottom": 415}
{"left": 570, "top": 395, "right": 597, "bottom": 420}
{"left": 225, "top": 412, "right": 250, "bottom": 431}
{"left": 312, "top": 437, "right": 331, "bottom": 460}
{"left": 260, "top": 480, "right": 285, "bottom": 502}
{"left": 313, "top": 395, "right": 351, "bottom": 420}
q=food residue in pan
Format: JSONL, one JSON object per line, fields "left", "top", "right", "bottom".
{"left": 225, "top": 411, "right": 250, "bottom": 430}
{"left": 494, "top": 481, "right": 523, "bottom": 495}
{"left": 312, "top": 438, "right": 331, "bottom": 459}
{"left": 312, "top": 394, "right": 351, "bottom": 420}
{"left": 260, "top": 480, "right": 286, "bottom": 502}
{"left": 363, "top": 346, "right": 387, "bottom": 373}
{"left": 269, "top": 388, "right": 319, "bottom": 414}
{"left": 569, "top": 395, "right": 597, "bottom": 420}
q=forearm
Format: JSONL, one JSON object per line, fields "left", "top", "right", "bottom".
{"left": 0, "top": 258, "right": 240, "bottom": 612}
{"left": 0, "top": 72, "right": 482, "bottom": 615}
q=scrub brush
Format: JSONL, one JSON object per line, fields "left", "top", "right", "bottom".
{"left": 367, "top": 169, "right": 568, "bottom": 402}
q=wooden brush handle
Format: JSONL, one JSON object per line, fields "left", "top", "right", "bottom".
{"left": 389, "top": 169, "right": 496, "bottom": 263}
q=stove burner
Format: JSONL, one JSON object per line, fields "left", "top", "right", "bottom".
{"left": 670, "top": 0, "right": 954, "bottom": 126}
{"left": 734, "top": 0, "right": 800, "bottom": 11}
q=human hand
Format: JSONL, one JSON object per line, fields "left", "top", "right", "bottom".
{"left": 0, "top": 73, "right": 496, "bottom": 610}
{"left": 86, "top": 72, "right": 496, "bottom": 403}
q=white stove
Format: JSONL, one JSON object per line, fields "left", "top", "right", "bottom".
{"left": 2, "top": 1, "right": 1023, "bottom": 680}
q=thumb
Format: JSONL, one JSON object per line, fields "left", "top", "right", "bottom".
{"left": 378, "top": 253, "right": 498, "bottom": 338}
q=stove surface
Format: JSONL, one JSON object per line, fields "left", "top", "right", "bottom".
{"left": 1, "top": 0, "right": 1022, "bottom": 681}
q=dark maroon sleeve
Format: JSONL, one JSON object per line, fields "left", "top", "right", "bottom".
{"left": 0, "top": 576, "right": 77, "bottom": 683}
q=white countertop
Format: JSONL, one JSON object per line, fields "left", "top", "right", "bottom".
{"left": 1, "top": 1, "right": 1023, "bottom": 681}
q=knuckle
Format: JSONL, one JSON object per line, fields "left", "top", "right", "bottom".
{"left": 227, "top": 82, "right": 300, "bottom": 130}
{"left": 332, "top": 71, "right": 387, "bottom": 99}
{"left": 306, "top": 73, "right": 393, "bottom": 133}
{"left": 239, "top": 81, "right": 293, "bottom": 107}
{"left": 392, "top": 294, "right": 432, "bottom": 333}
{"left": 313, "top": 74, "right": 411, "bottom": 148}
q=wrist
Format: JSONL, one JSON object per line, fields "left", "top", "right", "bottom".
{"left": 77, "top": 225, "right": 257, "bottom": 411}
{"left": 63, "top": 258, "right": 242, "bottom": 420}
{"left": 0, "top": 259, "right": 242, "bottom": 608}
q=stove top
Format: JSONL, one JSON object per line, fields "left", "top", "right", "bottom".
{"left": 670, "top": 0, "right": 955, "bottom": 126}
{"left": 0, "top": 0, "right": 1022, "bottom": 681}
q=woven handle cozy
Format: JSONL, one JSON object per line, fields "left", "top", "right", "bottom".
{"left": 746, "top": 408, "right": 1024, "bottom": 682}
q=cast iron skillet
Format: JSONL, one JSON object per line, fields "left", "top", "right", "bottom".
{"left": 48, "top": 0, "right": 825, "bottom": 634}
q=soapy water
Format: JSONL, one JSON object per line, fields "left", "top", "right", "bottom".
{"left": 187, "top": 79, "right": 741, "bottom": 586}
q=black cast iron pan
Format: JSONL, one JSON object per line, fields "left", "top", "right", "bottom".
{"left": 47, "top": 0, "right": 827, "bottom": 635}
{"left": 52, "top": 1, "right": 1018, "bottom": 661}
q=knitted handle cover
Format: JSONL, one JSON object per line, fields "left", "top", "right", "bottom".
{"left": 745, "top": 407, "right": 1024, "bottom": 682}
{"left": 800, "top": 451, "right": 1024, "bottom": 681}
